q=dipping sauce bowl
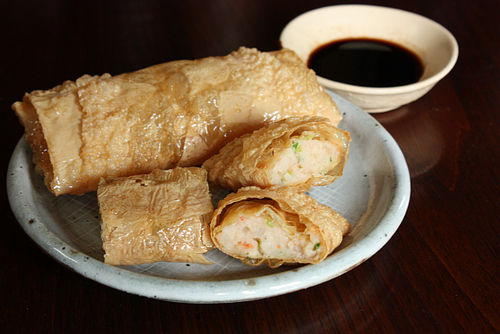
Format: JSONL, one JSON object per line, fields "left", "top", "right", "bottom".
{"left": 280, "top": 5, "right": 459, "bottom": 112}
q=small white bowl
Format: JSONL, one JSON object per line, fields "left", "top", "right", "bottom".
{"left": 280, "top": 5, "right": 459, "bottom": 112}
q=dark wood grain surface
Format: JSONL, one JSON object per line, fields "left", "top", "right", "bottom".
{"left": 1, "top": 1, "right": 498, "bottom": 333}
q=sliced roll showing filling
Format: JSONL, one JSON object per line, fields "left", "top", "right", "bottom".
{"left": 203, "top": 116, "right": 350, "bottom": 192}
{"left": 211, "top": 186, "right": 351, "bottom": 268}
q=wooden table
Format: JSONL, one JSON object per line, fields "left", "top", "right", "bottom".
{"left": 1, "top": 1, "right": 498, "bottom": 333}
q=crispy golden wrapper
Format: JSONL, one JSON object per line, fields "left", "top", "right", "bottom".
{"left": 97, "top": 168, "right": 214, "bottom": 266}
{"left": 12, "top": 47, "right": 341, "bottom": 196}
{"left": 203, "top": 116, "right": 350, "bottom": 192}
{"left": 211, "top": 186, "right": 350, "bottom": 268}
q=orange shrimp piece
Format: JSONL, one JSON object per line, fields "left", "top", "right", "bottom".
{"left": 237, "top": 241, "right": 254, "bottom": 249}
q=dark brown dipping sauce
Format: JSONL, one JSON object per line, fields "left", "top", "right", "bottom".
{"left": 308, "top": 38, "right": 424, "bottom": 88}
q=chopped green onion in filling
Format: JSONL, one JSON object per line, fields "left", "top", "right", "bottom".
{"left": 266, "top": 217, "right": 275, "bottom": 228}
{"left": 313, "top": 242, "right": 321, "bottom": 251}
{"left": 257, "top": 239, "right": 263, "bottom": 252}
{"left": 292, "top": 142, "right": 301, "bottom": 153}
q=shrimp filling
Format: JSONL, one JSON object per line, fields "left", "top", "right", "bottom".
{"left": 214, "top": 201, "right": 322, "bottom": 261}
{"left": 269, "top": 133, "right": 342, "bottom": 186}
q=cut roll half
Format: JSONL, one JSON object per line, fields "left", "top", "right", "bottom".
{"left": 211, "top": 186, "right": 350, "bottom": 268}
{"left": 203, "top": 116, "right": 350, "bottom": 192}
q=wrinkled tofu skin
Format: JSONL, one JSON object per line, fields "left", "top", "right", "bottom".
{"left": 12, "top": 47, "right": 341, "bottom": 196}
{"left": 211, "top": 186, "right": 351, "bottom": 268}
{"left": 203, "top": 116, "right": 350, "bottom": 192}
{"left": 97, "top": 168, "right": 214, "bottom": 266}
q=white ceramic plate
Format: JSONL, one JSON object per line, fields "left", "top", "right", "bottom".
{"left": 7, "top": 91, "right": 410, "bottom": 304}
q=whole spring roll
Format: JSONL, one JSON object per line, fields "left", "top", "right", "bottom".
{"left": 12, "top": 47, "right": 342, "bottom": 196}
{"left": 211, "top": 186, "right": 350, "bottom": 268}
{"left": 203, "top": 116, "right": 350, "bottom": 192}
{"left": 97, "top": 167, "right": 214, "bottom": 266}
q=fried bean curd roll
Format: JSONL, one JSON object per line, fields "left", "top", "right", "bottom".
{"left": 203, "top": 116, "right": 350, "bottom": 192}
{"left": 97, "top": 167, "right": 214, "bottom": 266}
{"left": 13, "top": 47, "right": 341, "bottom": 196}
{"left": 211, "top": 186, "right": 350, "bottom": 268}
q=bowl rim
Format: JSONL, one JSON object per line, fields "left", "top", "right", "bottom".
{"left": 280, "top": 4, "right": 459, "bottom": 95}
